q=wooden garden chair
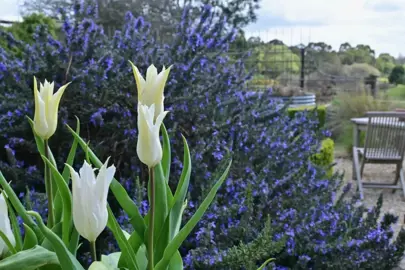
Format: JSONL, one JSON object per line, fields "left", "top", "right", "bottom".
{"left": 353, "top": 111, "right": 405, "bottom": 200}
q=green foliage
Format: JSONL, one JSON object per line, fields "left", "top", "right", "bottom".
{"left": 250, "top": 44, "right": 300, "bottom": 78}
{"left": 342, "top": 63, "right": 381, "bottom": 77}
{"left": 387, "top": 84, "right": 405, "bottom": 100}
{"left": 376, "top": 53, "right": 396, "bottom": 75}
{"left": 310, "top": 138, "right": 334, "bottom": 177}
{"left": 213, "top": 217, "right": 285, "bottom": 270}
{"left": 338, "top": 43, "right": 375, "bottom": 65}
{"left": 389, "top": 65, "right": 405, "bottom": 85}
{"left": 0, "top": 13, "right": 56, "bottom": 56}
{"left": 328, "top": 92, "right": 393, "bottom": 154}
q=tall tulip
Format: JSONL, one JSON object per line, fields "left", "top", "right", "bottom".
{"left": 0, "top": 192, "right": 15, "bottom": 256}
{"left": 137, "top": 103, "right": 168, "bottom": 168}
{"left": 130, "top": 62, "right": 171, "bottom": 119}
{"left": 67, "top": 159, "right": 115, "bottom": 243}
{"left": 33, "top": 77, "right": 70, "bottom": 140}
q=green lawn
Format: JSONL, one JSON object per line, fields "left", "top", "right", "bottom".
{"left": 386, "top": 84, "right": 405, "bottom": 100}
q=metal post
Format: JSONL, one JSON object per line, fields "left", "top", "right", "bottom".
{"left": 300, "top": 48, "right": 305, "bottom": 90}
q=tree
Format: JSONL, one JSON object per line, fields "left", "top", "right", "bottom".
{"left": 21, "top": 0, "right": 261, "bottom": 32}
{"left": 305, "top": 42, "right": 341, "bottom": 75}
{"left": 203, "top": 0, "right": 260, "bottom": 29}
{"left": 376, "top": 53, "right": 396, "bottom": 76}
{"left": 251, "top": 44, "right": 300, "bottom": 78}
{"left": 339, "top": 42, "right": 352, "bottom": 52}
{"left": 338, "top": 43, "right": 375, "bottom": 65}
{"left": 389, "top": 65, "right": 405, "bottom": 85}
{"left": 396, "top": 54, "right": 405, "bottom": 65}
{"left": 229, "top": 29, "right": 248, "bottom": 52}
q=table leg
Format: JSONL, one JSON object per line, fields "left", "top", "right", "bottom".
{"left": 352, "top": 123, "right": 359, "bottom": 180}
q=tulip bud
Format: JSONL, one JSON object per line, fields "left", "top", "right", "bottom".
{"left": 137, "top": 103, "right": 168, "bottom": 168}
{"left": 33, "top": 77, "right": 70, "bottom": 140}
{"left": 130, "top": 62, "right": 171, "bottom": 119}
{"left": 0, "top": 192, "right": 15, "bottom": 256}
{"left": 67, "top": 159, "right": 115, "bottom": 242}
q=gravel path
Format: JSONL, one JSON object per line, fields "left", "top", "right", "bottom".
{"left": 335, "top": 156, "right": 405, "bottom": 269}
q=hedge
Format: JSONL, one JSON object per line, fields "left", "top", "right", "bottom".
{"left": 288, "top": 105, "right": 327, "bottom": 128}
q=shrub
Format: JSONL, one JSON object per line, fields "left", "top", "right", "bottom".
{"left": 0, "top": 13, "right": 57, "bottom": 57}
{"left": 310, "top": 138, "right": 334, "bottom": 177}
{"left": 343, "top": 63, "right": 381, "bottom": 78}
{"left": 327, "top": 92, "right": 392, "bottom": 154}
{"left": 389, "top": 65, "right": 405, "bottom": 85}
{"left": 0, "top": 2, "right": 250, "bottom": 193}
{"left": 2, "top": 1, "right": 405, "bottom": 270}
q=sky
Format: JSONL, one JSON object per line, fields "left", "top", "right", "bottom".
{"left": 245, "top": 0, "right": 405, "bottom": 57}
{"left": 0, "top": 0, "right": 404, "bottom": 57}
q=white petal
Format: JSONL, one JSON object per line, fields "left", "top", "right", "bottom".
{"left": 33, "top": 96, "right": 49, "bottom": 139}
{"left": 96, "top": 158, "right": 115, "bottom": 203}
{"left": 0, "top": 192, "right": 15, "bottom": 255}
{"left": 153, "top": 111, "right": 169, "bottom": 133}
{"left": 79, "top": 161, "right": 97, "bottom": 186}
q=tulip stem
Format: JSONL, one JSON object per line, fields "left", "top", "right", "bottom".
{"left": 44, "top": 140, "right": 54, "bottom": 228}
{"left": 148, "top": 167, "right": 155, "bottom": 270}
{"left": 90, "top": 240, "right": 97, "bottom": 261}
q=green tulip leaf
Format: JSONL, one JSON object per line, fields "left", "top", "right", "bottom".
{"left": 0, "top": 172, "right": 42, "bottom": 240}
{"left": 161, "top": 124, "right": 171, "bottom": 182}
{"left": 53, "top": 116, "right": 80, "bottom": 224}
{"left": 170, "top": 136, "right": 191, "bottom": 238}
{"left": 41, "top": 155, "right": 73, "bottom": 246}
{"left": 151, "top": 164, "right": 168, "bottom": 247}
{"left": 154, "top": 160, "right": 232, "bottom": 270}
{"left": 106, "top": 205, "right": 139, "bottom": 270}
{"left": 257, "top": 258, "right": 275, "bottom": 270}
{"left": 27, "top": 211, "right": 85, "bottom": 270}
{"left": 62, "top": 116, "right": 80, "bottom": 183}
{"left": 0, "top": 229, "right": 17, "bottom": 255}
{"left": 118, "top": 229, "right": 143, "bottom": 269}
{"left": 41, "top": 222, "right": 62, "bottom": 252}
{"left": 155, "top": 136, "right": 191, "bottom": 263}
{"left": 0, "top": 245, "right": 59, "bottom": 270}
{"left": 168, "top": 251, "right": 183, "bottom": 270}
{"left": 135, "top": 244, "right": 148, "bottom": 270}
{"left": 5, "top": 196, "right": 23, "bottom": 251}
{"left": 66, "top": 124, "right": 146, "bottom": 240}
{"left": 22, "top": 224, "right": 38, "bottom": 250}
{"left": 53, "top": 193, "right": 63, "bottom": 224}
{"left": 68, "top": 227, "right": 80, "bottom": 256}
{"left": 26, "top": 116, "right": 57, "bottom": 166}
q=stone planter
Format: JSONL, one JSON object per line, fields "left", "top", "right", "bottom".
{"left": 271, "top": 93, "right": 316, "bottom": 108}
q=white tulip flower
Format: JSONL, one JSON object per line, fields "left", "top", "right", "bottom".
{"left": 67, "top": 159, "right": 115, "bottom": 242}
{"left": 33, "top": 77, "right": 70, "bottom": 140}
{"left": 130, "top": 62, "right": 171, "bottom": 119}
{"left": 137, "top": 103, "right": 168, "bottom": 168}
